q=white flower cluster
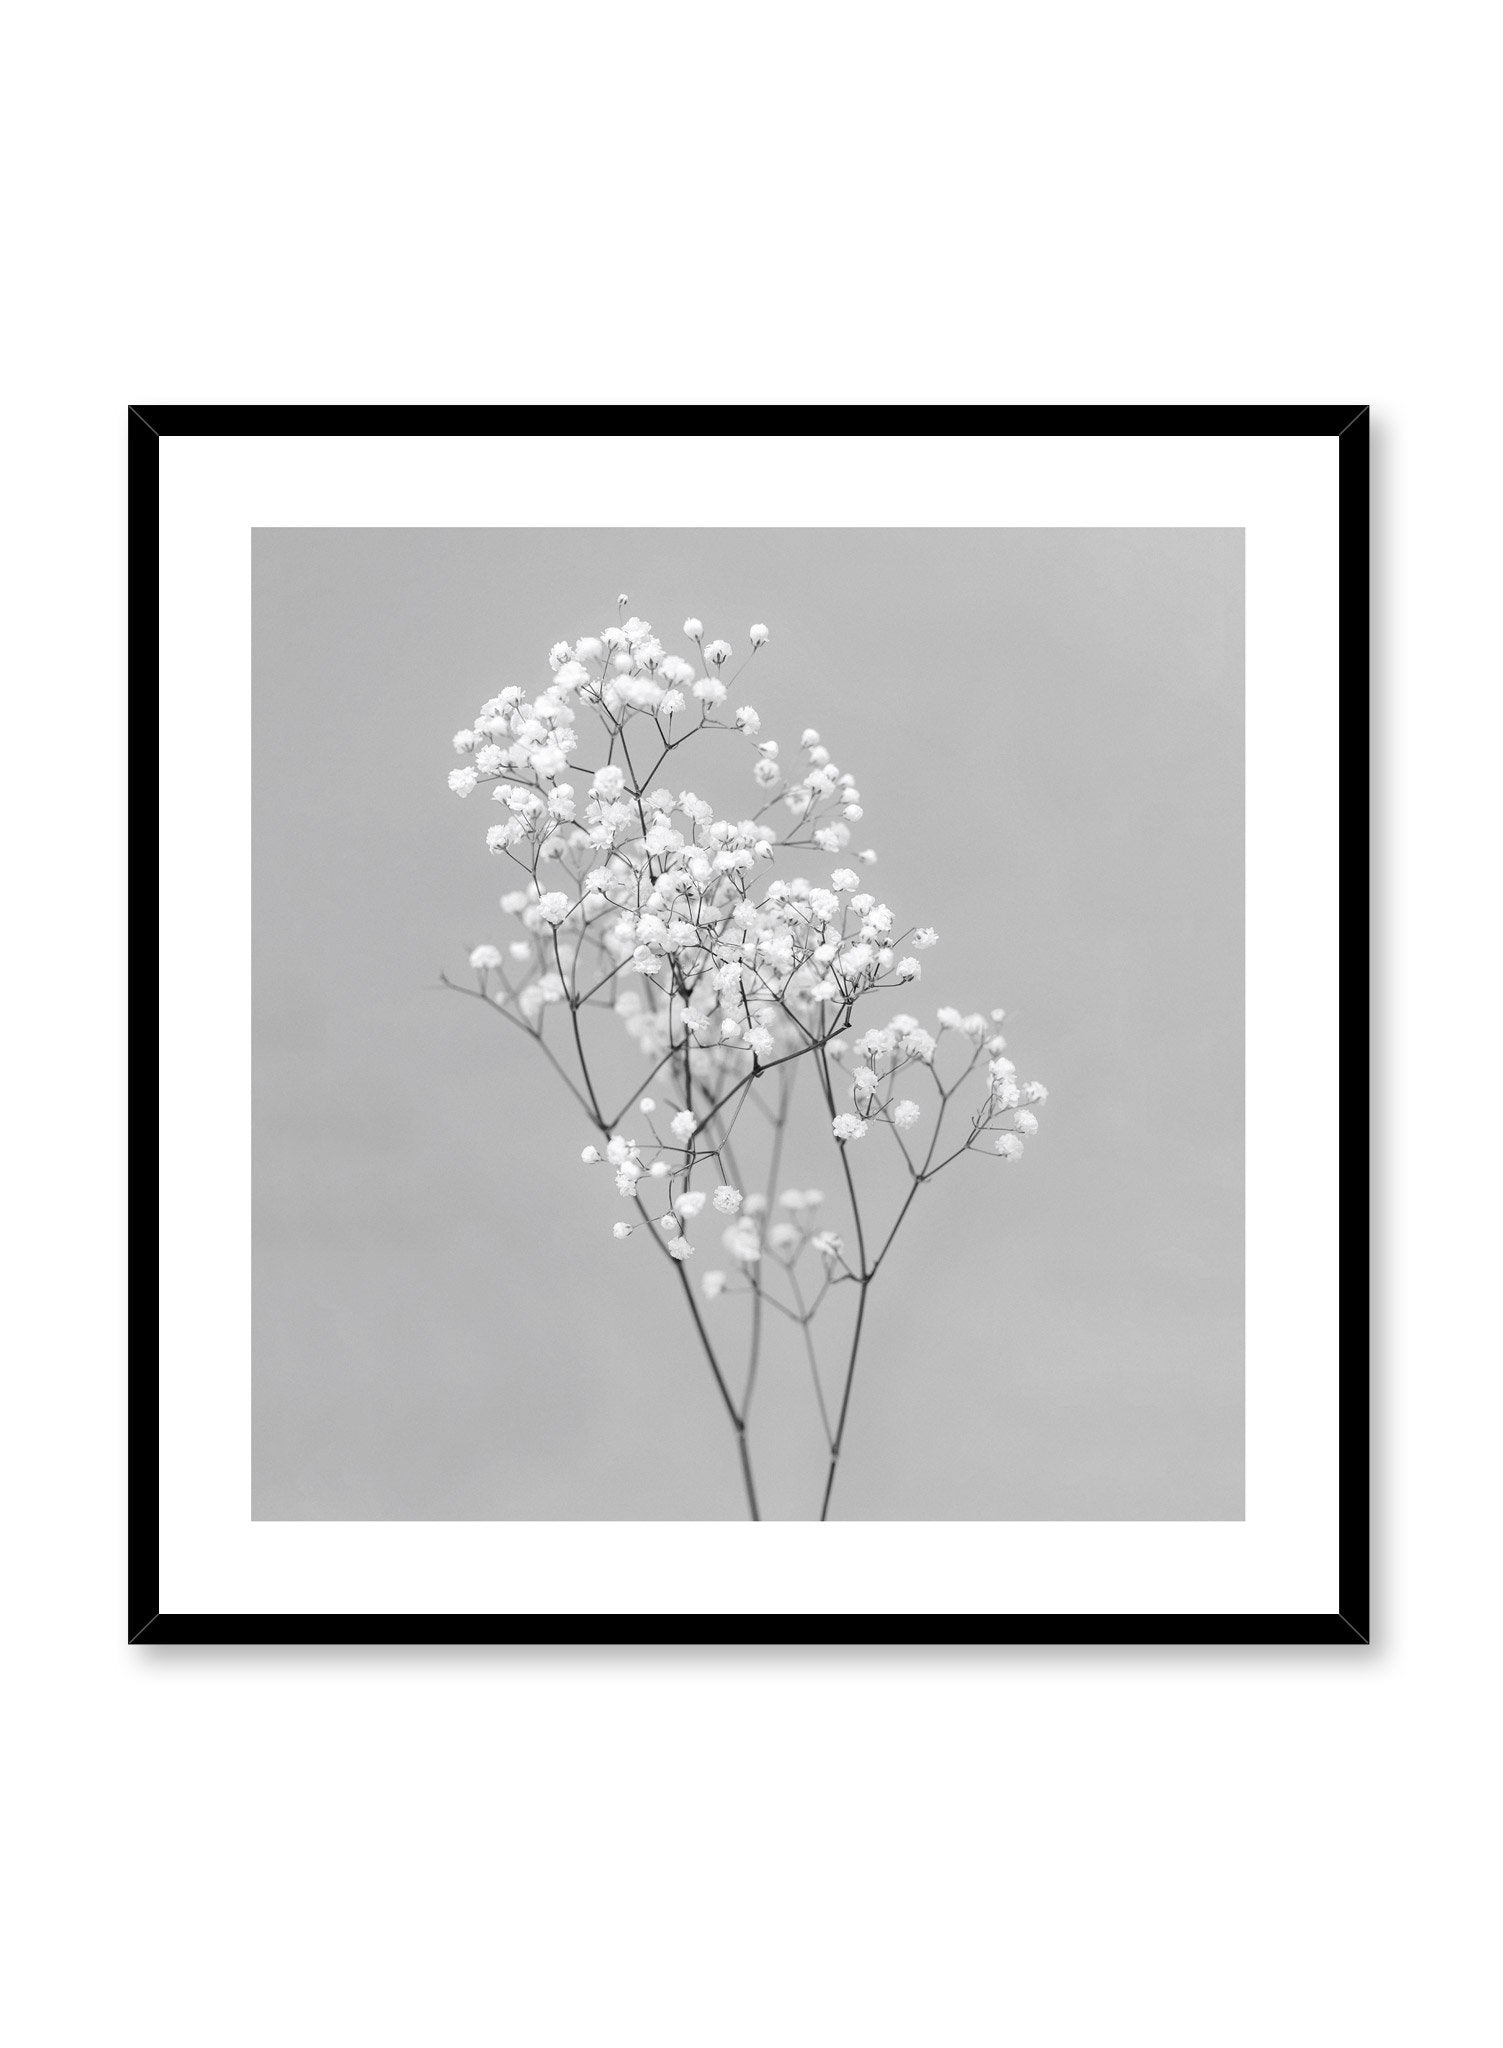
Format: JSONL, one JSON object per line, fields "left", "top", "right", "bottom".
{"left": 449, "top": 606, "right": 929, "bottom": 1073}
{"left": 447, "top": 598, "right": 1048, "bottom": 1281}
{"left": 701, "top": 1187, "right": 846, "bottom": 1300}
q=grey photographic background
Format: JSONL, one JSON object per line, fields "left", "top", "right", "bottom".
{"left": 253, "top": 527, "right": 1243, "bottom": 1521}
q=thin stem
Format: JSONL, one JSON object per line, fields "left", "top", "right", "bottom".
{"left": 741, "top": 1065, "right": 792, "bottom": 1422}
{"left": 820, "top": 1278, "right": 869, "bottom": 1521}
{"left": 816, "top": 1034, "right": 874, "bottom": 1521}
{"left": 634, "top": 1200, "right": 760, "bottom": 1522}
{"left": 735, "top": 1430, "right": 761, "bottom": 1523}
{"left": 787, "top": 1267, "right": 835, "bottom": 1450}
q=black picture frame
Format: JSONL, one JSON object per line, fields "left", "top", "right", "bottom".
{"left": 131, "top": 402, "right": 1368, "bottom": 1647}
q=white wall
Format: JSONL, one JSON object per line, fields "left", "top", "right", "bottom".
{"left": 4, "top": 5, "right": 1490, "bottom": 2042}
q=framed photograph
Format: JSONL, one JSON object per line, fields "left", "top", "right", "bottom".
{"left": 134, "top": 403, "right": 1367, "bottom": 1646}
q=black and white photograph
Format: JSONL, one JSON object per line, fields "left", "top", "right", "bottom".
{"left": 253, "top": 525, "right": 1245, "bottom": 1528}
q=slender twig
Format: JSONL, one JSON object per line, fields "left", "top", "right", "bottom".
{"left": 634, "top": 1191, "right": 759, "bottom": 1521}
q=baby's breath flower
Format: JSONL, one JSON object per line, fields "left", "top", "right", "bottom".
{"left": 722, "top": 1222, "right": 762, "bottom": 1266}
{"left": 447, "top": 592, "right": 1049, "bottom": 1512}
